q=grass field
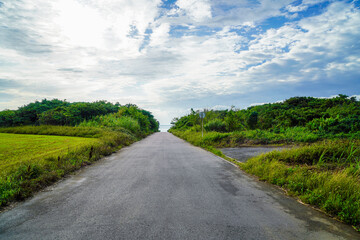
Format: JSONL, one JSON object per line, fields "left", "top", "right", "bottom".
{"left": 0, "top": 133, "right": 99, "bottom": 177}
{"left": 0, "top": 126, "right": 138, "bottom": 207}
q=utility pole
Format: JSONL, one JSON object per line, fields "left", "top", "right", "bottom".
{"left": 202, "top": 117, "right": 204, "bottom": 137}
{"left": 199, "top": 112, "right": 205, "bottom": 138}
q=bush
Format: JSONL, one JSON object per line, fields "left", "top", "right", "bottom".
{"left": 307, "top": 116, "right": 360, "bottom": 134}
{"left": 204, "top": 119, "right": 227, "bottom": 132}
{"left": 79, "top": 115, "right": 140, "bottom": 135}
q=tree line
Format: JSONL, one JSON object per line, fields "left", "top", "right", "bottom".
{"left": 171, "top": 94, "right": 360, "bottom": 136}
{"left": 0, "top": 99, "right": 159, "bottom": 133}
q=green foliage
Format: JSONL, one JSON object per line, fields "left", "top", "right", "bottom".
{"left": 0, "top": 99, "right": 70, "bottom": 126}
{"left": 224, "top": 109, "right": 244, "bottom": 131}
{"left": 117, "top": 105, "right": 156, "bottom": 133}
{"left": 79, "top": 115, "right": 140, "bottom": 135}
{"left": 78, "top": 105, "right": 159, "bottom": 135}
{"left": 0, "top": 110, "right": 16, "bottom": 127}
{"left": 0, "top": 99, "right": 120, "bottom": 127}
{"left": 38, "top": 101, "right": 120, "bottom": 126}
{"left": 247, "top": 111, "right": 258, "bottom": 129}
{"left": 170, "top": 94, "right": 360, "bottom": 141}
{"left": 307, "top": 116, "right": 360, "bottom": 135}
{"left": 0, "top": 99, "right": 159, "bottom": 133}
{"left": 204, "top": 119, "right": 227, "bottom": 132}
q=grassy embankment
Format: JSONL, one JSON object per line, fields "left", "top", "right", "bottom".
{"left": 170, "top": 129, "right": 360, "bottom": 230}
{"left": 0, "top": 125, "right": 137, "bottom": 207}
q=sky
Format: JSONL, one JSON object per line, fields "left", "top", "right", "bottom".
{"left": 0, "top": 0, "right": 359, "bottom": 124}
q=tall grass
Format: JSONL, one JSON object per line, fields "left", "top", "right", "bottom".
{"left": 262, "top": 140, "right": 360, "bottom": 166}
{"left": 78, "top": 114, "right": 141, "bottom": 135}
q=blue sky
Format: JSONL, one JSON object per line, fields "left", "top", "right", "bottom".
{"left": 0, "top": 0, "right": 359, "bottom": 124}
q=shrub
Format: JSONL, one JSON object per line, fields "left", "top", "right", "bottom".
{"left": 79, "top": 115, "right": 140, "bottom": 135}
{"left": 204, "top": 119, "right": 227, "bottom": 132}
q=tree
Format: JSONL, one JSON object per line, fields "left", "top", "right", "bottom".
{"left": 247, "top": 111, "right": 258, "bottom": 129}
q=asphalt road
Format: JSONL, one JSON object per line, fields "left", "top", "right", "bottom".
{"left": 0, "top": 133, "right": 358, "bottom": 240}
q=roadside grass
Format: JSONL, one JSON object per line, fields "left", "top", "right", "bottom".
{"left": 170, "top": 129, "right": 360, "bottom": 230}
{"left": 242, "top": 140, "right": 360, "bottom": 230}
{"left": 0, "top": 126, "right": 138, "bottom": 208}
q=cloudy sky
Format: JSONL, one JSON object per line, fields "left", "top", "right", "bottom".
{"left": 0, "top": 0, "right": 359, "bottom": 124}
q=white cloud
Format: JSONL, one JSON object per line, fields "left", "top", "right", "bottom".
{"left": 286, "top": 4, "right": 309, "bottom": 13}
{"left": 176, "top": 0, "right": 212, "bottom": 22}
{"left": 0, "top": 0, "right": 359, "bottom": 124}
{"left": 53, "top": 0, "right": 106, "bottom": 48}
{"left": 149, "top": 23, "right": 170, "bottom": 47}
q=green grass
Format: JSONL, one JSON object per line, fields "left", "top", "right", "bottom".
{"left": 0, "top": 126, "right": 139, "bottom": 207}
{"left": 0, "top": 133, "right": 99, "bottom": 177}
{"left": 0, "top": 125, "right": 106, "bottom": 138}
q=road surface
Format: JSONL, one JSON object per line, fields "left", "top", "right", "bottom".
{"left": 0, "top": 133, "right": 358, "bottom": 239}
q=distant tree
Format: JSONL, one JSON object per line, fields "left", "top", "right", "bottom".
{"left": 0, "top": 110, "right": 16, "bottom": 126}
{"left": 247, "top": 111, "right": 258, "bottom": 129}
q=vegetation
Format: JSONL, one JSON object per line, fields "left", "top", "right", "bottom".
{"left": 78, "top": 105, "right": 159, "bottom": 136}
{"left": 0, "top": 133, "right": 99, "bottom": 177}
{"left": 169, "top": 94, "right": 360, "bottom": 230}
{"left": 170, "top": 94, "right": 360, "bottom": 142}
{"left": 0, "top": 127, "right": 134, "bottom": 207}
{"left": 0, "top": 125, "right": 106, "bottom": 138}
{"left": 0, "top": 99, "right": 120, "bottom": 127}
{"left": 170, "top": 127, "right": 319, "bottom": 147}
{"left": 0, "top": 100, "right": 159, "bottom": 207}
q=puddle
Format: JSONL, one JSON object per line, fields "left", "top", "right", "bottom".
{"left": 219, "top": 146, "right": 289, "bottom": 162}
